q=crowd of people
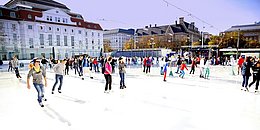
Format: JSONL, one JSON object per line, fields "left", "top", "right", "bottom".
{"left": 5, "top": 53, "right": 260, "bottom": 107}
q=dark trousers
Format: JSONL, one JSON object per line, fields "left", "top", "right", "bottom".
{"left": 249, "top": 73, "right": 259, "bottom": 90}
{"left": 146, "top": 66, "right": 151, "bottom": 73}
{"left": 104, "top": 74, "right": 112, "bottom": 91}
{"left": 190, "top": 67, "right": 195, "bottom": 74}
{"left": 242, "top": 75, "right": 250, "bottom": 88}
{"left": 65, "top": 66, "right": 69, "bottom": 75}
{"left": 75, "top": 66, "right": 80, "bottom": 75}
{"left": 52, "top": 74, "right": 63, "bottom": 91}
{"left": 8, "top": 66, "right": 12, "bottom": 72}
{"left": 119, "top": 73, "right": 125, "bottom": 86}
{"left": 143, "top": 65, "right": 146, "bottom": 72}
{"left": 79, "top": 66, "right": 83, "bottom": 76}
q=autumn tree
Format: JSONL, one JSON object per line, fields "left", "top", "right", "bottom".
{"left": 103, "top": 39, "right": 113, "bottom": 52}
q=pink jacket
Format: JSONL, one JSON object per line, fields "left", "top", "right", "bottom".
{"left": 104, "top": 62, "right": 112, "bottom": 75}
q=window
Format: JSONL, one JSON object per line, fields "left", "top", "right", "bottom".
{"left": 30, "top": 53, "right": 35, "bottom": 59}
{"left": 50, "top": 16, "right": 52, "bottom": 21}
{"left": 98, "top": 46, "right": 100, "bottom": 50}
{"left": 56, "top": 11, "right": 59, "bottom": 13}
{"left": 40, "top": 34, "right": 44, "bottom": 45}
{"left": 92, "top": 40, "right": 94, "bottom": 44}
{"left": 28, "top": 14, "right": 32, "bottom": 19}
{"left": 79, "top": 41, "right": 82, "bottom": 48}
{"left": 85, "top": 38, "right": 88, "bottom": 44}
{"left": 40, "top": 26, "right": 43, "bottom": 30}
{"left": 72, "top": 29, "right": 74, "bottom": 33}
{"left": 13, "top": 34, "right": 17, "bottom": 41}
{"left": 56, "top": 35, "right": 60, "bottom": 46}
{"left": 29, "top": 38, "right": 34, "bottom": 48}
{"left": 98, "top": 33, "right": 100, "bottom": 37}
{"left": 92, "top": 32, "right": 94, "bottom": 37}
{"left": 57, "top": 28, "right": 60, "bottom": 31}
{"left": 10, "top": 12, "right": 16, "bottom": 18}
{"left": 28, "top": 25, "right": 33, "bottom": 29}
{"left": 78, "top": 30, "right": 81, "bottom": 34}
{"left": 55, "top": 17, "right": 57, "bottom": 22}
{"left": 63, "top": 18, "right": 65, "bottom": 23}
{"left": 65, "top": 19, "right": 68, "bottom": 23}
{"left": 47, "top": 16, "right": 49, "bottom": 21}
{"left": 57, "top": 17, "right": 60, "bottom": 22}
{"left": 92, "top": 46, "right": 94, "bottom": 49}
{"left": 85, "top": 32, "right": 88, "bottom": 36}
{"left": 86, "top": 46, "right": 88, "bottom": 49}
{"left": 64, "top": 29, "right": 67, "bottom": 32}
{"left": 12, "top": 24, "right": 16, "bottom": 30}
{"left": 71, "top": 36, "right": 74, "bottom": 46}
{"left": 49, "top": 27, "right": 52, "bottom": 31}
{"left": 64, "top": 36, "right": 67, "bottom": 46}
{"left": 48, "top": 34, "right": 52, "bottom": 46}
{"left": 98, "top": 39, "right": 100, "bottom": 45}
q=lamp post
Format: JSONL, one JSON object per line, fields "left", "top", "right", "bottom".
{"left": 236, "top": 29, "right": 240, "bottom": 60}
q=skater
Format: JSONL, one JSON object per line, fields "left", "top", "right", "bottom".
{"left": 104, "top": 57, "right": 112, "bottom": 93}
{"left": 118, "top": 57, "right": 126, "bottom": 89}
{"left": 14, "top": 67, "right": 22, "bottom": 79}
{"left": 27, "top": 58, "right": 47, "bottom": 107}
{"left": 241, "top": 57, "right": 252, "bottom": 91}
{"left": 179, "top": 61, "right": 188, "bottom": 78}
{"left": 175, "top": 55, "right": 181, "bottom": 73}
{"left": 159, "top": 57, "right": 165, "bottom": 75}
{"left": 163, "top": 61, "right": 169, "bottom": 82}
{"left": 82, "top": 55, "right": 93, "bottom": 79}
{"left": 65, "top": 58, "right": 70, "bottom": 75}
{"left": 8, "top": 59, "right": 13, "bottom": 72}
{"left": 13, "top": 56, "right": 21, "bottom": 79}
{"left": 146, "top": 57, "right": 152, "bottom": 74}
{"left": 204, "top": 58, "right": 211, "bottom": 79}
{"left": 199, "top": 57, "right": 205, "bottom": 78}
{"left": 249, "top": 58, "right": 260, "bottom": 93}
{"left": 143, "top": 57, "right": 147, "bottom": 73}
{"left": 189, "top": 57, "right": 197, "bottom": 75}
{"left": 237, "top": 55, "right": 244, "bottom": 75}
{"left": 230, "top": 55, "right": 236, "bottom": 75}
{"left": 52, "top": 59, "right": 66, "bottom": 94}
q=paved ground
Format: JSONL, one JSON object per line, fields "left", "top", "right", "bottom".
{"left": 0, "top": 66, "right": 259, "bottom": 130}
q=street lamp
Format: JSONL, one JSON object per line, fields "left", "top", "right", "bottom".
{"left": 236, "top": 29, "right": 240, "bottom": 60}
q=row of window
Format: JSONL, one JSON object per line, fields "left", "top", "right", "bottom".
{"left": 34, "top": 25, "right": 101, "bottom": 37}
{"left": 46, "top": 16, "right": 68, "bottom": 24}
{"left": 38, "top": 34, "right": 101, "bottom": 47}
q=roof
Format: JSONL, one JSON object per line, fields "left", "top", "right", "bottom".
{"left": 104, "top": 29, "right": 134, "bottom": 35}
{"left": 225, "top": 23, "right": 260, "bottom": 32}
{"left": 5, "top": 0, "right": 70, "bottom": 10}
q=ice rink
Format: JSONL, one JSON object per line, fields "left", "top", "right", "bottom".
{"left": 0, "top": 66, "right": 260, "bottom": 130}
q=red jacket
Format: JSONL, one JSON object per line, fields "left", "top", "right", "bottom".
{"left": 180, "top": 63, "right": 188, "bottom": 70}
{"left": 238, "top": 58, "right": 244, "bottom": 66}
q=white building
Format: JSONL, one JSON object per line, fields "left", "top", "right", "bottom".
{"left": 103, "top": 29, "right": 134, "bottom": 51}
{"left": 0, "top": 0, "right": 103, "bottom": 60}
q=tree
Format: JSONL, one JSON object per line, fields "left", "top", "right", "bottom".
{"left": 103, "top": 39, "right": 113, "bottom": 52}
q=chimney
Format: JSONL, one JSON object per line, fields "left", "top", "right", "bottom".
{"left": 179, "top": 17, "right": 184, "bottom": 24}
{"left": 191, "top": 22, "right": 195, "bottom": 26}
{"left": 145, "top": 26, "right": 148, "bottom": 28}
{"left": 155, "top": 24, "right": 157, "bottom": 27}
{"left": 150, "top": 24, "right": 152, "bottom": 28}
{"left": 175, "top": 20, "right": 177, "bottom": 25}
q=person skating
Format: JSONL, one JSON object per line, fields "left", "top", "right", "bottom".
{"left": 146, "top": 57, "right": 152, "bottom": 74}
{"left": 104, "top": 57, "right": 113, "bottom": 93}
{"left": 189, "top": 57, "right": 197, "bottom": 75}
{"left": 248, "top": 58, "right": 260, "bottom": 93}
{"left": 27, "top": 58, "right": 47, "bottom": 107}
{"left": 179, "top": 61, "right": 188, "bottom": 78}
{"left": 204, "top": 58, "right": 211, "bottom": 79}
{"left": 175, "top": 55, "right": 181, "bottom": 74}
{"left": 13, "top": 56, "right": 22, "bottom": 79}
{"left": 118, "top": 57, "right": 126, "bottom": 89}
{"left": 8, "top": 59, "right": 13, "bottom": 72}
{"left": 199, "top": 57, "right": 205, "bottom": 78}
{"left": 241, "top": 57, "right": 252, "bottom": 91}
{"left": 52, "top": 59, "right": 66, "bottom": 94}
{"left": 163, "top": 61, "right": 169, "bottom": 82}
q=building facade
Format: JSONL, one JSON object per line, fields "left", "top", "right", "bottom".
{"left": 0, "top": 0, "right": 103, "bottom": 60}
{"left": 225, "top": 22, "right": 260, "bottom": 42}
{"left": 103, "top": 29, "right": 134, "bottom": 51}
{"left": 135, "top": 17, "right": 201, "bottom": 51}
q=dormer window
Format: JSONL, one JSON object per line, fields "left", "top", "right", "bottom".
{"left": 10, "top": 12, "right": 16, "bottom": 18}
{"left": 56, "top": 11, "right": 59, "bottom": 13}
{"left": 47, "top": 16, "right": 49, "bottom": 21}
{"left": 28, "top": 14, "right": 32, "bottom": 19}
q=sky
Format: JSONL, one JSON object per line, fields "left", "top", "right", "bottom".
{"left": 1, "top": 0, "right": 259, "bottom": 35}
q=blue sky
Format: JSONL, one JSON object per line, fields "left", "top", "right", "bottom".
{"left": 1, "top": 0, "right": 259, "bottom": 35}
